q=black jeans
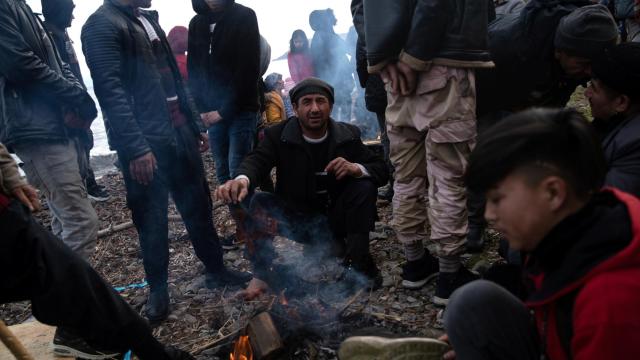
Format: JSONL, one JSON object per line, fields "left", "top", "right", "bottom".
{"left": 444, "top": 280, "right": 541, "bottom": 360}
{"left": 0, "top": 201, "right": 169, "bottom": 359}
{"left": 245, "top": 178, "right": 378, "bottom": 281}
{"left": 120, "top": 125, "right": 224, "bottom": 293}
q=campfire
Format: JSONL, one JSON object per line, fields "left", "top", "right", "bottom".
{"left": 230, "top": 335, "right": 253, "bottom": 360}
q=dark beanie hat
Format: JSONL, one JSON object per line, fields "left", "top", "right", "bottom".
{"left": 41, "top": 0, "right": 74, "bottom": 24}
{"left": 592, "top": 43, "right": 640, "bottom": 97}
{"left": 289, "top": 78, "right": 335, "bottom": 105}
{"left": 554, "top": 4, "right": 618, "bottom": 59}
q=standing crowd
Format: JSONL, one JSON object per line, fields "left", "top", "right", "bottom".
{"left": 0, "top": 0, "right": 639, "bottom": 359}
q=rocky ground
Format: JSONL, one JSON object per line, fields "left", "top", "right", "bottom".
{"left": 0, "top": 89, "right": 590, "bottom": 359}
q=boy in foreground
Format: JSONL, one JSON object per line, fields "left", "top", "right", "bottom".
{"left": 339, "top": 108, "right": 640, "bottom": 360}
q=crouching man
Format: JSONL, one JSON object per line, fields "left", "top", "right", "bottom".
{"left": 215, "top": 78, "right": 389, "bottom": 298}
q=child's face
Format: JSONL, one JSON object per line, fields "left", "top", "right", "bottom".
{"left": 293, "top": 37, "right": 304, "bottom": 50}
{"left": 484, "top": 172, "right": 559, "bottom": 252}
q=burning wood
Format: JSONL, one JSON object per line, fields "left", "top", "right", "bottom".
{"left": 246, "top": 312, "right": 283, "bottom": 360}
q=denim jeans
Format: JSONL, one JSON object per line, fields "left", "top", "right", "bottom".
{"left": 444, "top": 280, "right": 540, "bottom": 360}
{"left": 208, "top": 111, "right": 258, "bottom": 184}
{"left": 120, "top": 126, "right": 225, "bottom": 292}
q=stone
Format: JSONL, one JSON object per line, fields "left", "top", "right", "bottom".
{"left": 407, "top": 296, "right": 418, "bottom": 303}
{"left": 369, "top": 231, "right": 388, "bottom": 241}
{"left": 382, "top": 276, "right": 394, "bottom": 288}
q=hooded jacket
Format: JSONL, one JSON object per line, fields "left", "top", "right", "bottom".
{"left": 524, "top": 189, "right": 640, "bottom": 360}
{"left": 82, "top": 0, "right": 204, "bottom": 161}
{"left": 0, "top": 0, "right": 91, "bottom": 148}
{"left": 364, "top": 0, "right": 494, "bottom": 73}
{"left": 188, "top": 0, "right": 260, "bottom": 120}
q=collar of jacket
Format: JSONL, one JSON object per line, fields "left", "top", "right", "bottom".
{"left": 601, "top": 112, "right": 640, "bottom": 151}
{"left": 525, "top": 189, "right": 634, "bottom": 305}
{"left": 280, "top": 117, "right": 357, "bottom": 147}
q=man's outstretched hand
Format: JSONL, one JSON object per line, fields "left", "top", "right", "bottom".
{"left": 235, "top": 277, "right": 270, "bottom": 300}
{"left": 215, "top": 178, "right": 249, "bottom": 204}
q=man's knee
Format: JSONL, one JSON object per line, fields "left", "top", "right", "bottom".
{"left": 339, "top": 178, "right": 377, "bottom": 206}
{"left": 445, "top": 280, "right": 508, "bottom": 326}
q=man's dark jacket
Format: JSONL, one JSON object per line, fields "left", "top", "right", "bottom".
{"left": 44, "top": 22, "right": 85, "bottom": 88}
{"left": 0, "top": 0, "right": 90, "bottom": 148}
{"left": 237, "top": 118, "right": 389, "bottom": 213}
{"left": 188, "top": 0, "right": 260, "bottom": 120}
{"left": 351, "top": 0, "right": 386, "bottom": 114}
{"left": 364, "top": 0, "right": 493, "bottom": 72}
{"left": 599, "top": 113, "right": 640, "bottom": 197}
{"left": 82, "top": 0, "right": 204, "bottom": 162}
{"left": 476, "top": 0, "right": 591, "bottom": 118}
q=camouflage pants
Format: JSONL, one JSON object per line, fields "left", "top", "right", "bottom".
{"left": 387, "top": 65, "right": 476, "bottom": 257}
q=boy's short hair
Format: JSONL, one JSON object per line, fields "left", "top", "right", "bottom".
{"left": 466, "top": 108, "right": 606, "bottom": 198}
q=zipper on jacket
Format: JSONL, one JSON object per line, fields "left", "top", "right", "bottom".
{"left": 540, "top": 308, "right": 548, "bottom": 360}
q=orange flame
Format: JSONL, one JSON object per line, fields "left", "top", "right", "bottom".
{"left": 230, "top": 335, "right": 253, "bottom": 360}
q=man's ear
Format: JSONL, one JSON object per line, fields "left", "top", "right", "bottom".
{"left": 614, "top": 94, "right": 631, "bottom": 114}
{"left": 541, "top": 176, "right": 568, "bottom": 211}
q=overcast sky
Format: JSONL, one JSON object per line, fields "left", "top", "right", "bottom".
{"left": 26, "top": 0, "right": 354, "bottom": 60}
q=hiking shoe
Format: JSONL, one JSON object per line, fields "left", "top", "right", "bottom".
{"left": 338, "top": 336, "right": 450, "bottom": 360}
{"left": 145, "top": 289, "right": 170, "bottom": 323}
{"left": 433, "top": 267, "right": 479, "bottom": 306}
{"left": 466, "top": 226, "right": 487, "bottom": 254}
{"left": 87, "top": 184, "right": 110, "bottom": 202}
{"left": 401, "top": 252, "right": 439, "bottom": 289}
{"left": 205, "top": 268, "right": 252, "bottom": 289}
{"left": 53, "top": 327, "right": 120, "bottom": 360}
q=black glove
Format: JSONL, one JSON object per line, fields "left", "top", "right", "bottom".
{"left": 77, "top": 93, "right": 98, "bottom": 122}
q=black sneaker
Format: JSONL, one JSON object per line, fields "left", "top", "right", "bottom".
{"left": 53, "top": 327, "right": 120, "bottom": 360}
{"left": 205, "top": 268, "right": 252, "bottom": 289}
{"left": 221, "top": 233, "right": 240, "bottom": 250}
{"left": 377, "top": 184, "right": 394, "bottom": 201}
{"left": 145, "top": 289, "right": 170, "bottom": 323}
{"left": 466, "top": 226, "right": 487, "bottom": 254}
{"left": 88, "top": 184, "right": 110, "bottom": 202}
{"left": 401, "top": 252, "right": 439, "bottom": 289}
{"left": 433, "top": 267, "right": 479, "bottom": 306}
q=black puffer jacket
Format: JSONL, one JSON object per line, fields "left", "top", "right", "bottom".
{"left": 82, "top": 0, "right": 203, "bottom": 162}
{"left": 364, "top": 0, "right": 494, "bottom": 72}
{"left": 0, "top": 0, "right": 93, "bottom": 148}
{"left": 476, "top": 0, "right": 591, "bottom": 118}
{"left": 237, "top": 118, "right": 389, "bottom": 214}
{"left": 188, "top": 0, "right": 260, "bottom": 120}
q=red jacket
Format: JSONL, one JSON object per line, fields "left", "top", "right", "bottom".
{"left": 525, "top": 189, "right": 640, "bottom": 360}
{"left": 287, "top": 52, "right": 314, "bottom": 83}
{"left": 175, "top": 54, "right": 188, "bottom": 81}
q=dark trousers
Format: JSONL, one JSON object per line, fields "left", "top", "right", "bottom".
{"left": 120, "top": 126, "right": 224, "bottom": 293}
{"left": 376, "top": 111, "right": 395, "bottom": 181}
{"left": 444, "top": 280, "right": 541, "bottom": 360}
{"left": 0, "top": 201, "right": 169, "bottom": 359}
{"left": 245, "top": 178, "right": 378, "bottom": 280}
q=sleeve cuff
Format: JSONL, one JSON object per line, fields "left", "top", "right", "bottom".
{"left": 356, "top": 163, "right": 371, "bottom": 178}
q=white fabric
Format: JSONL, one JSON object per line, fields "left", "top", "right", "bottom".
{"left": 137, "top": 16, "right": 159, "bottom": 42}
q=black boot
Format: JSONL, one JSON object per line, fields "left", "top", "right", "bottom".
{"left": 466, "top": 226, "right": 486, "bottom": 253}
{"left": 344, "top": 232, "right": 382, "bottom": 290}
{"left": 145, "top": 289, "right": 169, "bottom": 323}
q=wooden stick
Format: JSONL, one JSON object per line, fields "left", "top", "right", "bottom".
{"left": 98, "top": 202, "right": 225, "bottom": 237}
{"left": 191, "top": 328, "right": 242, "bottom": 354}
{"left": 337, "top": 289, "right": 365, "bottom": 317}
{"left": 0, "top": 320, "right": 34, "bottom": 360}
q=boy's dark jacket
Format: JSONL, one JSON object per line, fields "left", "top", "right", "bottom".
{"left": 188, "top": 0, "right": 260, "bottom": 120}
{"left": 82, "top": 0, "right": 204, "bottom": 161}
{"left": 524, "top": 189, "right": 640, "bottom": 360}
{"left": 237, "top": 118, "right": 388, "bottom": 213}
